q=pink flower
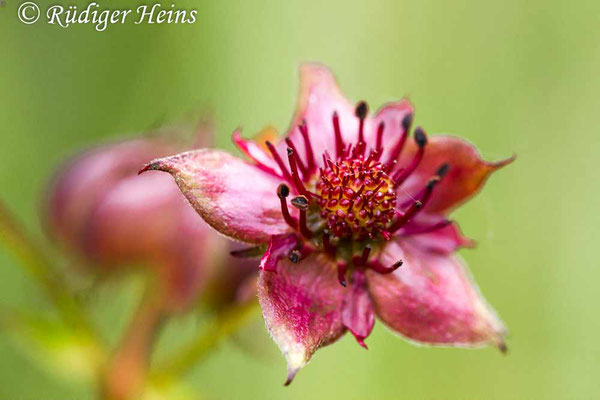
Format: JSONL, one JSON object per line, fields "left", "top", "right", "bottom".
{"left": 45, "top": 129, "right": 256, "bottom": 312}
{"left": 142, "top": 64, "right": 514, "bottom": 384}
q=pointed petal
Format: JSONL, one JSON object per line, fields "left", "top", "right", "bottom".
{"left": 282, "top": 63, "right": 356, "bottom": 163}
{"left": 259, "top": 233, "right": 299, "bottom": 272}
{"left": 142, "top": 149, "right": 290, "bottom": 244}
{"left": 396, "top": 135, "right": 514, "bottom": 214}
{"left": 257, "top": 254, "right": 347, "bottom": 384}
{"left": 367, "top": 240, "right": 506, "bottom": 348}
{"left": 341, "top": 269, "right": 375, "bottom": 348}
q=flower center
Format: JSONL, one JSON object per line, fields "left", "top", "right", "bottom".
{"left": 315, "top": 157, "right": 396, "bottom": 240}
{"left": 261, "top": 100, "right": 449, "bottom": 284}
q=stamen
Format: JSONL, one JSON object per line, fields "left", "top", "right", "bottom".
{"left": 291, "top": 195, "right": 313, "bottom": 238}
{"left": 386, "top": 113, "right": 413, "bottom": 166}
{"left": 298, "top": 121, "right": 317, "bottom": 173}
{"left": 387, "top": 201, "right": 422, "bottom": 233}
{"left": 352, "top": 246, "right": 371, "bottom": 266}
{"left": 393, "top": 127, "right": 427, "bottom": 187}
{"left": 277, "top": 184, "right": 297, "bottom": 229}
{"left": 332, "top": 112, "right": 345, "bottom": 159}
{"left": 355, "top": 101, "right": 369, "bottom": 156}
{"left": 375, "top": 121, "right": 385, "bottom": 155}
{"left": 388, "top": 164, "right": 447, "bottom": 233}
{"left": 337, "top": 262, "right": 348, "bottom": 287}
{"left": 287, "top": 148, "right": 310, "bottom": 197}
{"left": 322, "top": 230, "right": 336, "bottom": 256}
{"left": 285, "top": 138, "right": 307, "bottom": 177}
{"left": 368, "top": 259, "right": 403, "bottom": 274}
{"left": 266, "top": 141, "right": 293, "bottom": 182}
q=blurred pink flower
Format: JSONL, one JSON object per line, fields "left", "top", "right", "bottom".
{"left": 45, "top": 126, "right": 258, "bottom": 400}
{"left": 142, "top": 64, "right": 513, "bottom": 384}
{"left": 45, "top": 129, "right": 255, "bottom": 312}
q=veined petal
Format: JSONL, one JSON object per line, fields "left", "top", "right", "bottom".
{"left": 341, "top": 269, "right": 375, "bottom": 349}
{"left": 397, "top": 135, "right": 514, "bottom": 214}
{"left": 367, "top": 240, "right": 506, "bottom": 349}
{"left": 281, "top": 63, "right": 355, "bottom": 164}
{"left": 142, "top": 149, "right": 289, "bottom": 244}
{"left": 258, "top": 254, "right": 347, "bottom": 385}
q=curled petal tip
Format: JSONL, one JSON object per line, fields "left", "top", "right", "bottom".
{"left": 138, "top": 162, "right": 157, "bottom": 174}
{"left": 356, "top": 338, "right": 369, "bottom": 350}
{"left": 491, "top": 153, "right": 517, "bottom": 170}
{"left": 284, "top": 368, "right": 300, "bottom": 386}
{"left": 498, "top": 340, "right": 508, "bottom": 354}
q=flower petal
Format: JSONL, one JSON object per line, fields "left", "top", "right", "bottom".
{"left": 367, "top": 240, "right": 506, "bottom": 349}
{"left": 367, "top": 99, "right": 414, "bottom": 159}
{"left": 397, "top": 135, "right": 514, "bottom": 214}
{"left": 281, "top": 63, "right": 356, "bottom": 164}
{"left": 399, "top": 214, "right": 474, "bottom": 254}
{"left": 142, "top": 149, "right": 290, "bottom": 244}
{"left": 341, "top": 269, "right": 375, "bottom": 349}
{"left": 257, "top": 254, "right": 347, "bottom": 385}
{"left": 259, "top": 233, "right": 299, "bottom": 272}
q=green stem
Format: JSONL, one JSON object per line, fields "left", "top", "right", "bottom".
{"left": 0, "top": 200, "right": 97, "bottom": 340}
{"left": 150, "top": 301, "right": 259, "bottom": 384}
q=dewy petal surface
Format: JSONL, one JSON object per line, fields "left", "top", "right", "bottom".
{"left": 142, "top": 149, "right": 290, "bottom": 244}
{"left": 367, "top": 240, "right": 506, "bottom": 348}
{"left": 396, "top": 135, "right": 514, "bottom": 214}
{"left": 258, "top": 254, "right": 347, "bottom": 385}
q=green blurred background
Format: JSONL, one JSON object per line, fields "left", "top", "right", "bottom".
{"left": 1, "top": 0, "right": 599, "bottom": 398}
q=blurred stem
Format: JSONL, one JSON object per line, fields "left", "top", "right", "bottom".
{"left": 102, "top": 291, "right": 167, "bottom": 400}
{"left": 0, "top": 200, "right": 97, "bottom": 341}
{"left": 150, "top": 301, "right": 259, "bottom": 384}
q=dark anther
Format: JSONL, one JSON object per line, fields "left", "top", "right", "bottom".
{"left": 401, "top": 113, "right": 413, "bottom": 130}
{"left": 427, "top": 176, "right": 440, "bottom": 189}
{"left": 289, "top": 250, "right": 301, "bottom": 263}
{"left": 286, "top": 147, "right": 293, "bottom": 156}
{"left": 277, "top": 183, "right": 290, "bottom": 198}
{"left": 355, "top": 101, "right": 369, "bottom": 120}
{"left": 414, "top": 127, "right": 427, "bottom": 147}
{"left": 277, "top": 184, "right": 297, "bottom": 229}
{"left": 291, "top": 195, "right": 309, "bottom": 210}
{"left": 436, "top": 162, "right": 450, "bottom": 178}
